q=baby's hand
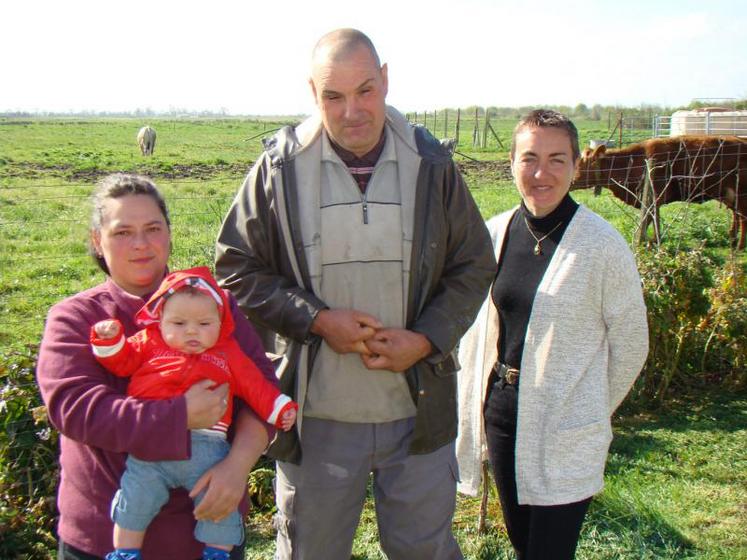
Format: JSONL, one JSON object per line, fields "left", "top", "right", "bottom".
{"left": 280, "top": 408, "right": 297, "bottom": 432}
{"left": 93, "top": 320, "right": 121, "bottom": 340}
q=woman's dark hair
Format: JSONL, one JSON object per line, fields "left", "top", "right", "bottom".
{"left": 510, "top": 109, "right": 581, "bottom": 162}
{"left": 89, "top": 173, "right": 170, "bottom": 274}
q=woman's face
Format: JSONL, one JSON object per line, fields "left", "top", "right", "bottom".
{"left": 511, "top": 126, "right": 579, "bottom": 217}
{"left": 91, "top": 194, "right": 171, "bottom": 296}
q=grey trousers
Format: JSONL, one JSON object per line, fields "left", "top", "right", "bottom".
{"left": 273, "top": 417, "right": 463, "bottom": 560}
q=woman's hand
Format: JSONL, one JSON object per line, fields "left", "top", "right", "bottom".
{"left": 190, "top": 407, "right": 269, "bottom": 521}
{"left": 185, "top": 380, "right": 229, "bottom": 430}
{"left": 190, "top": 453, "right": 247, "bottom": 522}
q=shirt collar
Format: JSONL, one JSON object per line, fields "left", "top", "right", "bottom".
{"left": 321, "top": 126, "right": 396, "bottom": 166}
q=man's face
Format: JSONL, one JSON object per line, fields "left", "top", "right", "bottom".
{"left": 310, "top": 44, "right": 388, "bottom": 157}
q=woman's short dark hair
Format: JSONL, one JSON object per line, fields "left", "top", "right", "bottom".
{"left": 510, "top": 109, "right": 581, "bottom": 162}
{"left": 89, "top": 173, "right": 170, "bottom": 274}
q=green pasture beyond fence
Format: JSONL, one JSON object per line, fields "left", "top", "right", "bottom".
{"left": 1, "top": 117, "right": 746, "bottom": 558}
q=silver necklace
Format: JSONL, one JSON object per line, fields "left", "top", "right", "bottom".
{"left": 523, "top": 216, "right": 562, "bottom": 256}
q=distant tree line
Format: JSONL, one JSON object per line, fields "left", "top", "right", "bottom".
{"left": 2, "top": 99, "right": 745, "bottom": 119}
{"left": 425, "top": 99, "right": 747, "bottom": 121}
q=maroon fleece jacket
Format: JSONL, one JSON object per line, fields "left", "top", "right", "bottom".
{"left": 37, "top": 277, "right": 276, "bottom": 559}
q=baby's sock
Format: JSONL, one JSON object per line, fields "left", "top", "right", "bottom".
{"left": 105, "top": 549, "right": 142, "bottom": 560}
{"left": 202, "top": 546, "right": 231, "bottom": 560}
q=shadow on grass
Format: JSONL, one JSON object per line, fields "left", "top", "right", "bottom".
{"left": 578, "top": 490, "right": 696, "bottom": 559}
{"left": 617, "top": 386, "right": 747, "bottom": 434}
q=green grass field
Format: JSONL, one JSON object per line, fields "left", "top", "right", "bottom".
{"left": 1, "top": 117, "right": 745, "bottom": 559}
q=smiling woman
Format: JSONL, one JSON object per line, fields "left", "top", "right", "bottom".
{"left": 36, "top": 173, "right": 277, "bottom": 560}
{"left": 457, "top": 110, "right": 649, "bottom": 560}
{"left": 89, "top": 175, "right": 172, "bottom": 296}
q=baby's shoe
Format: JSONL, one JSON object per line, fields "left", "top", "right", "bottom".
{"left": 105, "top": 550, "right": 141, "bottom": 560}
{"left": 202, "top": 546, "right": 231, "bottom": 560}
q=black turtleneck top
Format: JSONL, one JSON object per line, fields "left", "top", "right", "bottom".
{"left": 491, "top": 194, "right": 579, "bottom": 369}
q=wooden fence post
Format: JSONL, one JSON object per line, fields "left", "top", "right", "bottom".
{"left": 478, "top": 461, "right": 490, "bottom": 533}
{"left": 433, "top": 110, "right": 438, "bottom": 134}
{"left": 636, "top": 157, "right": 656, "bottom": 246}
{"left": 473, "top": 107, "right": 480, "bottom": 147}
{"left": 618, "top": 112, "right": 624, "bottom": 147}
{"left": 443, "top": 109, "right": 448, "bottom": 139}
{"left": 456, "top": 109, "right": 461, "bottom": 146}
{"left": 482, "top": 109, "right": 489, "bottom": 149}
{"left": 424, "top": 111, "right": 428, "bottom": 130}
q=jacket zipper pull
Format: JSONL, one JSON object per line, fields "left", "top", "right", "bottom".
{"left": 362, "top": 202, "right": 369, "bottom": 224}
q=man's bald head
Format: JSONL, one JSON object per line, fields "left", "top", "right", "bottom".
{"left": 308, "top": 28, "right": 388, "bottom": 157}
{"left": 311, "top": 28, "right": 381, "bottom": 69}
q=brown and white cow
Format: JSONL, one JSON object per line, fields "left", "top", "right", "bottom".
{"left": 573, "top": 135, "right": 747, "bottom": 249}
{"left": 137, "top": 126, "right": 157, "bottom": 156}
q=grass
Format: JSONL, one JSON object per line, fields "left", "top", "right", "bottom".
{"left": 233, "top": 390, "right": 747, "bottom": 559}
{"left": 0, "top": 117, "right": 745, "bottom": 559}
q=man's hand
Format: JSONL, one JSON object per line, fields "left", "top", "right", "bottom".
{"left": 184, "top": 380, "right": 229, "bottom": 430}
{"left": 93, "top": 319, "right": 121, "bottom": 340}
{"left": 311, "top": 309, "right": 382, "bottom": 355}
{"left": 362, "top": 328, "right": 433, "bottom": 372}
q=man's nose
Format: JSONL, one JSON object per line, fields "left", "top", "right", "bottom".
{"left": 344, "top": 97, "right": 359, "bottom": 119}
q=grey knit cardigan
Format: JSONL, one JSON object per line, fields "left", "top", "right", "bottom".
{"left": 456, "top": 205, "right": 649, "bottom": 505}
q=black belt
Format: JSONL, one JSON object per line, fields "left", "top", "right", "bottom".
{"left": 493, "top": 362, "right": 520, "bottom": 386}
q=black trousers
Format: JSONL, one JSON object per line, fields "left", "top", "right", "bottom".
{"left": 58, "top": 539, "right": 247, "bottom": 560}
{"left": 483, "top": 368, "right": 591, "bottom": 560}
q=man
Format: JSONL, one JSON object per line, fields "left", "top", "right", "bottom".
{"left": 216, "top": 28, "right": 494, "bottom": 560}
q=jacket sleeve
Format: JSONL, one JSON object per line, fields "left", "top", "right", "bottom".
{"left": 411, "top": 161, "right": 496, "bottom": 361}
{"left": 37, "top": 300, "right": 190, "bottom": 461}
{"left": 215, "top": 155, "right": 327, "bottom": 343}
{"left": 228, "top": 291, "right": 279, "bottom": 439}
{"left": 90, "top": 321, "right": 146, "bottom": 378}
{"left": 602, "top": 241, "right": 649, "bottom": 413}
{"left": 226, "top": 338, "right": 296, "bottom": 427}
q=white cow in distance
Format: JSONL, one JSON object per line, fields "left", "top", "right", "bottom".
{"left": 137, "top": 126, "right": 157, "bottom": 156}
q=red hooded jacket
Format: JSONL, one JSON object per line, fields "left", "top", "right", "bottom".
{"left": 91, "top": 267, "right": 296, "bottom": 431}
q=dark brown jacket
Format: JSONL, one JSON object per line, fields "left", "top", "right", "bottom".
{"left": 216, "top": 108, "right": 494, "bottom": 463}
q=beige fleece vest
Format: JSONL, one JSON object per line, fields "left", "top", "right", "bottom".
{"left": 304, "top": 130, "right": 417, "bottom": 422}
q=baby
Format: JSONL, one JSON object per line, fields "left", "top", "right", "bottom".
{"left": 90, "top": 267, "right": 296, "bottom": 560}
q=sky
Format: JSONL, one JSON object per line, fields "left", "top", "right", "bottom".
{"left": 2, "top": 0, "right": 746, "bottom": 116}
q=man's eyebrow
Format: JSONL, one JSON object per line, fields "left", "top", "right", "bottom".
{"left": 321, "top": 78, "right": 376, "bottom": 96}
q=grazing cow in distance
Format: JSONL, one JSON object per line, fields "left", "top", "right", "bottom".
{"left": 573, "top": 135, "right": 747, "bottom": 249}
{"left": 137, "top": 126, "right": 157, "bottom": 156}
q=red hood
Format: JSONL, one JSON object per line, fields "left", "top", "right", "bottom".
{"left": 135, "top": 266, "right": 235, "bottom": 341}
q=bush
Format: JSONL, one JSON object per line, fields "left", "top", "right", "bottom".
{"left": 697, "top": 259, "right": 747, "bottom": 388}
{"left": 634, "top": 246, "right": 747, "bottom": 403}
{"left": 0, "top": 345, "right": 57, "bottom": 559}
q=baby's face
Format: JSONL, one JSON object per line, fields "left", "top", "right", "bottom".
{"left": 159, "top": 291, "right": 221, "bottom": 354}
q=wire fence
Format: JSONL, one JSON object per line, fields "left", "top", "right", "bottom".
{"left": 406, "top": 110, "right": 658, "bottom": 150}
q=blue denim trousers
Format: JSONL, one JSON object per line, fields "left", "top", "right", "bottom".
{"left": 111, "top": 431, "right": 244, "bottom": 547}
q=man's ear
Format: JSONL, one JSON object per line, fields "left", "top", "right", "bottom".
{"left": 309, "top": 77, "right": 318, "bottom": 104}
{"left": 380, "top": 63, "right": 389, "bottom": 97}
